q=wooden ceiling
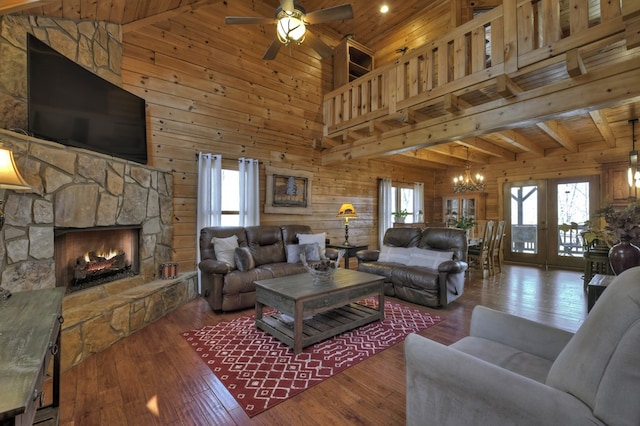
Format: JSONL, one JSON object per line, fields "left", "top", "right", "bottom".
{"left": 4, "top": 0, "right": 639, "bottom": 170}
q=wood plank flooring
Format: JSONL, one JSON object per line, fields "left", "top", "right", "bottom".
{"left": 55, "top": 264, "right": 587, "bottom": 425}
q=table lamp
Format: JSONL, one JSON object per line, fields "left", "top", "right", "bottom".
{"left": 0, "top": 145, "right": 31, "bottom": 301}
{"left": 336, "top": 203, "right": 358, "bottom": 245}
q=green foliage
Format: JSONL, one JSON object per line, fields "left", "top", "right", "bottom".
{"left": 392, "top": 209, "right": 409, "bottom": 218}
{"left": 455, "top": 216, "right": 477, "bottom": 230}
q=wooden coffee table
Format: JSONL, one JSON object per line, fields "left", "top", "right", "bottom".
{"left": 254, "top": 268, "right": 385, "bottom": 354}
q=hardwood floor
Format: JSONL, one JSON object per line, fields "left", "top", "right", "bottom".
{"left": 55, "top": 264, "right": 587, "bottom": 425}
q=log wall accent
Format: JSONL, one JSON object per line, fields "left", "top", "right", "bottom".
{"left": 119, "top": 2, "right": 437, "bottom": 272}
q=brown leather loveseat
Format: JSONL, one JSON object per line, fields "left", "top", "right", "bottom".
{"left": 356, "top": 227, "right": 468, "bottom": 308}
{"left": 199, "top": 225, "right": 337, "bottom": 312}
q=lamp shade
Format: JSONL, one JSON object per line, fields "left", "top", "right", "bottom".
{"left": 336, "top": 203, "right": 358, "bottom": 218}
{"left": 0, "top": 147, "right": 31, "bottom": 190}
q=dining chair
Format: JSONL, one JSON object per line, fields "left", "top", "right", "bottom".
{"left": 490, "top": 220, "right": 506, "bottom": 275}
{"left": 468, "top": 220, "right": 494, "bottom": 276}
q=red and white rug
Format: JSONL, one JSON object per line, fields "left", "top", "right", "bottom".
{"left": 181, "top": 299, "right": 443, "bottom": 417}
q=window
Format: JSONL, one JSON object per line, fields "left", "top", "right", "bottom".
{"left": 392, "top": 184, "right": 414, "bottom": 223}
{"left": 221, "top": 169, "right": 239, "bottom": 226}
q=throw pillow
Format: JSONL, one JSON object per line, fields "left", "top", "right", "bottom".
{"left": 212, "top": 235, "right": 239, "bottom": 269}
{"left": 407, "top": 248, "right": 454, "bottom": 270}
{"left": 378, "top": 246, "right": 413, "bottom": 265}
{"left": 297, "top": 232, "right": 326, "bottom": 258}
{"left": 286, "top": 244, "right": 321, "bottom": 263}
{"left": 234, "top": 247, "right": 255, "bottom": 272}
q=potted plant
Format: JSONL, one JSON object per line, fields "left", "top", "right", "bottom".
{"left": 455, "top": 216, "right": 477, "bottom": 231}
{"left": 587, "top": 201, "right": 640, "bottom": 274}
{"left": 392, "top": 209, "right": 409, "bottom": 223}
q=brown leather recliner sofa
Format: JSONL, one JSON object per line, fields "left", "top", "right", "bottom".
{"left": 199, "top": 224, "right": 338, "bottom": 312}
{"left": 356, "top": 227, "right": 468, "bottom": 308}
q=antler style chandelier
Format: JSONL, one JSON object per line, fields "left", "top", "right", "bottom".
{"left": 628, "top": 118, "right": 640, "bottom": 188}
{"left": 452, "top": 147, "right": 485, "bottom": 193}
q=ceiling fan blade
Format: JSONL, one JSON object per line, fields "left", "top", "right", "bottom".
{"left": 225, "top": 16, "right": 275, "bottom": 25}
{"left": 304, "top": 31, "right": 333, "bottom": 59}
{"left": 263, "top": 38, "right": 282, "bottom": 60}
{"left": 305, "top": 4, "right": 354, "bottom": 24}
{"left": 279, "top": 0, "right": 295, "bottom": 13}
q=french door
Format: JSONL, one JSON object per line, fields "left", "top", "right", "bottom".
{"left": 503, "top": 176, "right": 599, "bottom": 269}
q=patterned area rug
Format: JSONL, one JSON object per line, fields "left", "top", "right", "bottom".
{"left": 181, "top": 299, "right": 443, "bottom": 417}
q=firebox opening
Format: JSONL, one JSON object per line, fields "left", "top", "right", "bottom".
{"left": 55, "top": 226, "right": 141, "bottom": 294}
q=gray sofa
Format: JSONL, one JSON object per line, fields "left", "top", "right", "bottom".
{"left": 405, "top": 266, "right": 640, "bottom": 426}
{"left": 199, "top": 225, "right": 337, "bottom": 312}
{"left": 356, "top": 227, "right": 468, "bottom": 308}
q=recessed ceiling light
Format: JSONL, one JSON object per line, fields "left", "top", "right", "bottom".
{"left": 380, "top": 4, "right": 389, "bottom": 14}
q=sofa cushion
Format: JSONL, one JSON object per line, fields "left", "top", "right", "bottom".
{"left": 234, "top": 246, "right": 255, "bottom": 272}
{"left": 407, "top": 248, "right": 453, "bottom": 269}
{"left": 281, "top": 225, "right": 312, "bottom": 245}
{"left": 286, "top": 243, "right": 320, "bottom": 263}
{"left": 246, "top": 225, "right": 286, "bottom": 266}
{"left": 297, "top": 232, "right": 326, "bottom": 257}
{"left": 378, "top": 246, "right": 413, "bottom": 264}
{"left": 212, "top": 235, "right": 239, "bottom": 269}
{"left": 391, "top": 266, "right": 439, "bottom": 291}
{"left": 452, "top": 336, "right": 554, "bottom": 383}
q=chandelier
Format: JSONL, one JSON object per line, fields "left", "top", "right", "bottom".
{"left": 628, "top": 118, "right": 639, "bottom": 188}
{"left": 452, "top": 147, "right": 485, "bottom": 193}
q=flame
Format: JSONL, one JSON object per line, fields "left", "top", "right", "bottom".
{"left": 83, "top": 248, "right": 122, "bottom": 262}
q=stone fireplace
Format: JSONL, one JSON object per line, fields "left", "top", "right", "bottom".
{"left": 0, "top": 128, "right": 173, "bottom": 293}
{"left": 55, "top": 225, "right": 141, "bottom": 294}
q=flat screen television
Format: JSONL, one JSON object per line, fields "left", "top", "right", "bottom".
{"left": 27, "top": 34, "right": 148, "bottom": 164}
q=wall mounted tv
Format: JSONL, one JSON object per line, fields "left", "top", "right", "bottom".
{"left": 27, "top": 34, "right": 148, "bottom": 164}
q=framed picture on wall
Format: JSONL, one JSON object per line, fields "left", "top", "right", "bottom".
{"left": 265, "top": 166, "right": 313, "bottom": 215}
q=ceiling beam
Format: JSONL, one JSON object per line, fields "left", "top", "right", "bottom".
{"left": 536, "top": 120, "right": 578, "bottom": 152}
{"left": 123, "top": 0, "right": 225, "bottom": 33}
{"left": 0, "top": 0, "right": 57, "bottom": 15}
{"left": 589, "top": 110, "right": 616, "bottom": 148}
{"left": 399, "top": 149, "right": 466, "bottom": 167}
{"left": 457, "top": 137, "right": 517, "bottom": 160}
{"left": 491, "top": 130, "right": 545, "bottom": 157}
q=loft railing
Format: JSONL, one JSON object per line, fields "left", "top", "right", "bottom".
{"left": 323, "top": 0, "right": 634, "bottom": 137}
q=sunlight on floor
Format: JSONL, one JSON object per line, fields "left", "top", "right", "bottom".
{"left": 146, "top": 395, "right": 160, "bottom": 417}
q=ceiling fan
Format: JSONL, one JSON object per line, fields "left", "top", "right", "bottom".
{"left": 225, "top": 1, "right": 354, "bottom": 60}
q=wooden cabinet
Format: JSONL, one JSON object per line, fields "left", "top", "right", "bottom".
{"left": 442, "top": 193, "right": 486, "bottom": 227}
{"left": 0, "top": 288, "right": 64, "bottom": 426}
{"left": 603, "top": 162, "right": 635, "bottom": 205}
{"left": 333, "top": 39, "right": 374, "bottom": 89}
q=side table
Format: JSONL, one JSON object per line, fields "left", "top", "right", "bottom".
{"left": 326, "top": 243, "right": 368, "bottom": 269}
{"left": 587, "top": 274, "right": 615, "bottom": 312}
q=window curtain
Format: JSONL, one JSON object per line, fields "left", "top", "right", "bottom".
{"left": 196, "top": 153, "right": 222, "bottom": 292}
{"left": 239, "top": 158, "right": 260, "bottom": 227}
{"left": 413, "top": 182, "right": 424, "bottom": 223}
{"left": 378, "top": 178, "right": 393, "bottom": 248}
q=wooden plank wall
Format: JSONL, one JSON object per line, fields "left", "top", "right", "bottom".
{"left": 120, "top": 2, "right": 436, "bottom": 272}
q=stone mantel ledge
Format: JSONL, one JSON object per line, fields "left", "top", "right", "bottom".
{"left": 0, "top": 128, "right": 175, "bottom": 293}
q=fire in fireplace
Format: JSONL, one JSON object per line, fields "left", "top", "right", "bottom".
{"left": 55, "top": 226, "right": 141, "bottom": 293}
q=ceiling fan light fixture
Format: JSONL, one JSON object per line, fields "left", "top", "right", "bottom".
{"left": 276, "top": 9, "right": 306, "bottom": 45}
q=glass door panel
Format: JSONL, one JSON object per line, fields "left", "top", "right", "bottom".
{"left": 504, "top": 181, "right": 546, "bottom": 265}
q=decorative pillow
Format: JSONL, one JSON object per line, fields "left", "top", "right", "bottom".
{"left": 407, "top": 248, "right": 454, "bottom": 270}
{"left": 378, "top": 246, "right": 413, "bottom": 265}
{"left": 286, "top": 244, "right": 321, "bottom": 263}
{"left": 297, "top": 233, "right": 326, "bottom": 258}
{"left": 212, "top": 235, "right": 239, "bottom": 269}
{"left": 234, "top": 247, "right": 255, "bottom": 272}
